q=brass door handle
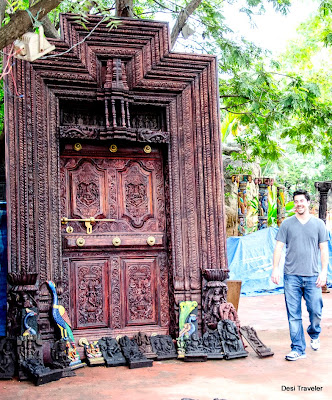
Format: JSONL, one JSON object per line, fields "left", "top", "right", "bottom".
{"left": 61, "top": 217, "right": 116, "bottom": 234}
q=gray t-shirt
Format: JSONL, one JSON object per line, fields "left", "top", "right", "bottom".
{"left": 276, "top": 215, "right": 329, "bottom": 276}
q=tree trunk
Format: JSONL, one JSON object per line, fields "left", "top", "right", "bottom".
{"left": 41, "top": 15, "right": 60, "bottom": 38}
{"left": 0, "top": 0, "right": 6, "bottom": 26}
{"left": 171, "top": 0, "right": 202, "bottom": 49}
{"left": 116, "top": 0, "right": 134, "bottom": 18}
{"left": 0, "top": 0, "right": 63, "bottom": 51}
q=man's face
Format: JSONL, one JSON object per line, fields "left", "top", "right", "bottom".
{"left": 294, "top": 194, "right": 310, "bottom": 215}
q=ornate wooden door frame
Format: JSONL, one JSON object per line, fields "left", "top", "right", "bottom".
{"left": 4, "top": 15, "right": 228, "bottom": 338}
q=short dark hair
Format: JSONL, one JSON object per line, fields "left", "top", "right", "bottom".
{"left": 293, "top": 190, "right": 310, "bottom": 201}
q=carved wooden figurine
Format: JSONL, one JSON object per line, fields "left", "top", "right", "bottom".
{"left": 118, "top": 336, "right": 153, "bottom": 369}
{"left": 98, "top": 337, "right": 127, "bottom": 367}
{"left": 150, "top": 335, "right": 177, "bottom": 360}
{"left": 240, "top": 326, "right": 274, "bottom": 358}
{"left": 177, "top": 301, "right": 198, "bottom": 358}
{"left": 0, "top": 338, "right": 16, "bottom": 379}
{"left": 132, "top": 332, "right": 157, "bottom": 359}
{"left": 79, "top": 338, "right": 105, "bottom": 366}
{"left": 217, "top": 320, "right": 248, "bottom": 360}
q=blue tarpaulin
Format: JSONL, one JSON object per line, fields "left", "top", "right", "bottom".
{"left": 228, "top": 227, "right": 332, "bottom": 297}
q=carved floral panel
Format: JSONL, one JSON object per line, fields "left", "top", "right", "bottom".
{"left": 71, "top": 259, "right": 109, "bottom": 329}
{"left": 69, "top": 160, "right": 107, "bottom": 218}
{"left": 123, "top": 258, "right": 157, "bottom": 326}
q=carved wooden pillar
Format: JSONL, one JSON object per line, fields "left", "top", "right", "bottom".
{"left": 314, "top": 181, "right": 332, "bottom": 224}
{"left": 277, "top": 186, "right": 286, "bottom": 227}
{"left": 254, "top": 177, "right": 274, "bottom": 230}
{"left": 232, "top": 174, "right": 252, "bottom": 236}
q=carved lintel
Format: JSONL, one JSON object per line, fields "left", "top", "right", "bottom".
{"left": 240, "top": 326, "right": 274, "bottom": 358}
{"left": 59, "top": 125, "right": 100, "bottom": 139}
{"left": 136, "top": 129, "right": 170, "bottom": 144}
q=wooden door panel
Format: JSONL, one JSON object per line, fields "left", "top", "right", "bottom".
{"left": 61, "top": 143, "right": 169, "bottom": 335}
{"left": 119, "top": 161, "right": 153, "bottom": 228}
{"left": 71, "top": 259, "right": 109, "bottom": 329}
{"left": 122, "top": 256, "right": 159, "bottom": 326}
{"left": 69, "top": 160, "right": 108, "bottom": 219}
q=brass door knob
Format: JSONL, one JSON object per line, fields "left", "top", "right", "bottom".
{"left": 147, "top": 236, "right": 156, "bottom": 246}
{"left": 112, "top": 237, "right": 121, "bottom": 246}
{"left": 76, "top": 237, "right": 85, "bottom": 247}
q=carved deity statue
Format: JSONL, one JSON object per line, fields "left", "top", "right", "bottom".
{"left": 202, "top": 281, "right": 228, "bottom": 331}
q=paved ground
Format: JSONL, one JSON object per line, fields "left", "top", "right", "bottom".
{"left": 1, "top": 292, "right": 332, "bottom": 400}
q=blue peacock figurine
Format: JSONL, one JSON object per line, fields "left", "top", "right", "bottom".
{"left": 47, "top": 280, "right": 75, "bottom": 343}
{"left": 23, "top": 308, "right": 38, "bottom": 336}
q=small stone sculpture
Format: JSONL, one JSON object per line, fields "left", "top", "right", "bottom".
{"left": 132, "top": 332, "right": 157, "bottom": 359}
{"left": 240, "top": 326, "right": 274, "bottom": 357}
{"left": 79, "top": 338, "right": 105, "bottom": 366}
{"left": 202, "top": 329, "right": 224, "bottom": 359}
{"left": 98, "top": 337, "right": 126, "bottom": 367}
{"left": 150, "top": 335, "right": 177, "bottom": 360}
{"left": 65, "top": 341, "right": 85, "bottom": 370}
{"left": 118, "top": 336, "right": 153, "bottom": 369}
{"left": 0, "top": 338, "right": 16, "bottom": 379}
{"left": 218, "top": 320, "right": 248, "bottom": 360}
{"left": 51, "top": 339, "right": 75, "bottom": 377}
{"left": 183, "top": 333, "right": 207, "bottom": 362}
{"left": 21, "top": 359, "right": 62, "bottom": 386}
{"left": 17, "top": 335, "right": 44, "bottom": 380}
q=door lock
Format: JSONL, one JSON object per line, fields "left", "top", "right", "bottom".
{"left": 61, "top": 217, "right": 116, "bottom": 234}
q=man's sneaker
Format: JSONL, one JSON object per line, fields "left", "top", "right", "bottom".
{"left": 285, "top": 351, "right": 306, "bottom": 361}
{"left": 310, "top": 338, "right": 320, "bottom": 351}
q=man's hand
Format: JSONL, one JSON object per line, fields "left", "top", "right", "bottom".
{"left": 317, "top": 241, "right": 329, "bottom": 288}
{"left": 271, "top": 240, "right": 284, "bottom": 285}
{"left": 316, "top": 270, "right": 327, "bottom": 288}
{"left": 271, "top": 268, "right": 280, "bottom": 285}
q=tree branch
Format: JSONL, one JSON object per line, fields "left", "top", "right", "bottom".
{"left": 0, "top": 0, "right": 64, "bottom": 51}
{"left": 171, "top": 0, "right": 202, "bottom": 49}
{"left": 116, "top": 0, "right": 133, "bottom": 17}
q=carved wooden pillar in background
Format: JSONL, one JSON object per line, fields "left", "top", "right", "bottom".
{"left": 277, "top": 186, "right": 286, "bottom": 227}
{"left": 254, "top": 177, "right": 274, "bottom": 230}
{"left": 232, "top": 174, "right": 252, "bottom": 236}
{"left": 314, "top": 181, "right": 332, "bottom": 224}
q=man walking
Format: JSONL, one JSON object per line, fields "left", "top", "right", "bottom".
{"left": 271, "top": 190, "right": 329, "bottom": 361}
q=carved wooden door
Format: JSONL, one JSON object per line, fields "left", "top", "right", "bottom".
{"left": 60, "top": 142, "right": 169, "bottom": 338}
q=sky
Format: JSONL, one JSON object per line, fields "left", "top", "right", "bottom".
{"left": 222, "top": 0, "right": 319, "bottom": 54}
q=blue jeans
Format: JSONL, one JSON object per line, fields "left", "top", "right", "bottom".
{"left": 284, "top": 274, "right": 323, "bottom": 355}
